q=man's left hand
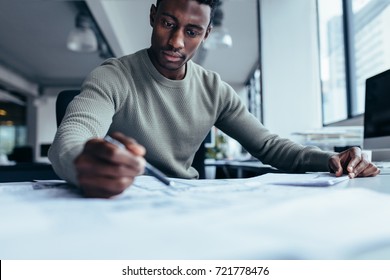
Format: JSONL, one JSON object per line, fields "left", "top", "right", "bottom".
{"left": 328, "top": 147, "right": 380, "bottom": 178}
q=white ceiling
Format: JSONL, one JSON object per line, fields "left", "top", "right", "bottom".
{"left": 0, "top": 0, "right": 104, "bottom": 89}
{"left": 0, "top": 0, "right": 259, "bottom": 95}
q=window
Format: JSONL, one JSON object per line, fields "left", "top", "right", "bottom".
{"left": 352, "top": 0, "right": 390, "bottom": 115}
{"left": 317, "top": 0, "right": 390, "bottom": 125}
{"left": 0, "top": 100, "right": 27, "bottom": 156}
{"left": 318, "top": 0, "right": 347, "bottom": 124}
{"left": 247, "top": 67, "right": 262, "bottom": 122}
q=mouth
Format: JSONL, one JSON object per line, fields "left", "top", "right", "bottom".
{"left": 162, "top": 50, "right": 183, "bottom": 62}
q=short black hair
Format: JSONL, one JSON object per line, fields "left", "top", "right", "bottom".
{"left": 155, "top": 0, "right": 220, "bottom": 24}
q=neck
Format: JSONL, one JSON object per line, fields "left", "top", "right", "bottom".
{"left": 147, "top": 48, "right": 187, "bottom": 80}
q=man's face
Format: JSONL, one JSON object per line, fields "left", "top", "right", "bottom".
{"left": 148, "top": 0, "right": 211, "bottom": 79}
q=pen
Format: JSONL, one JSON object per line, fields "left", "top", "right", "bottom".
{"left": 103, "top": 135, "right": 174, "bottom": 187}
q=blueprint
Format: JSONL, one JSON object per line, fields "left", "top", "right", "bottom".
{"left": 1, "top": 174, "right": 390, "bottom": 260}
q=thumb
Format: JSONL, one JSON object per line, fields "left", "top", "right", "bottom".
{"left": 111, "top": 132, "right": 146, "bottom": 156}
{"left": 329, "top": 156, "right": 343, "bottom": 177}
{"left": 126, "top": 142, "right": 146, "bottom": 157}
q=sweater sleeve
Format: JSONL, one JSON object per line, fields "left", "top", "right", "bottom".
{"left": 48, "top": 59, "right": 130, "bottom": 185}
{"left": 215, "top": 82, "right": 335, "bottom": 173}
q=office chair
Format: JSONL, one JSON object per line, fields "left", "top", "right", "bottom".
{"left": 56, "top": 90, "right": 80, "bottom": 127}
{"left": 55, "top": 90, "right": 206, "bottom": 178}
{"left": 7, "top": 146, "right": 34, "bottom": 163}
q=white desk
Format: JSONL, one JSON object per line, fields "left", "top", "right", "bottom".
{"left": 1, "top": 173, "right": 390, "bottom": 260}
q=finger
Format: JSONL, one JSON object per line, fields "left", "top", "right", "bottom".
{"left": 329, "top": 156, "right": 343, "bottom": 177}
{"left": 350, "top": 153, "right": 369, "bottom": 177}
{"left": 84, "top": 138, "right": 145, "bottom": 171}
{"left": 111, "top": 132, "right": 146, "bottom": 156}
{"left": 75, "top": 154, "right": 144, "bottom": 178}
{"left": 346, "top": 147, "right": 362, "bottom": 175}
{"left": 79, "top": 175, "right": 134, "bottom": 198}
{"left": 356, "top": 162, "right": 381, "bottom": 177}
{"left": 75, "top": 155, "right": 138, "bottom": 198}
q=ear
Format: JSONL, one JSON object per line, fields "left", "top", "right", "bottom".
{"left": 203, "top": 25, "right": 212, "bottom": 42}
{"left": 149, "top": 4, "right": 157, "bottom": 27}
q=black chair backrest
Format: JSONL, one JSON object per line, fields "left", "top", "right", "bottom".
{"left": 8, "top": 146, "right": 33, "bottom": 163}
{"left": 193, "top": 142, "right": 206, "bottom": 179}
{"left": 55, "top": 89, "right": 205, "bottom": 178}
{"left": 56, "top": 90, "right": 80, "bottom": 127}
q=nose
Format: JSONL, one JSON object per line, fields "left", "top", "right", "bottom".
{"left": 168, "top": 29, "right": 184, "bottom": 50}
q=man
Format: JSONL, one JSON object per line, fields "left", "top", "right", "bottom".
{"left": 49, "top": 0, "right": 379, "bottom": 198}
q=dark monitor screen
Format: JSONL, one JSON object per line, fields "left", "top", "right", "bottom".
{"left": 364, "top": 69, "right": 390, "bottom": 139}
{"left": 363, "top": 68, "right": 390, "bottom": 161}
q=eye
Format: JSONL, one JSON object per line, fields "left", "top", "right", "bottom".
{"left": 186, "top": 29, "right": 200, "bottom": 38}
{"left": 162, "top": 19, "right": 175, "bottom": 29}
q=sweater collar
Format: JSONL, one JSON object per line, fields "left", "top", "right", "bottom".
{"left": 140, "top": 49, "right": 192, "bottom": 88}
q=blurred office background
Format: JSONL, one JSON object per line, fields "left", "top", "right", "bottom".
{"left": 0, "top": 0, "right": 389, "bottom": 165}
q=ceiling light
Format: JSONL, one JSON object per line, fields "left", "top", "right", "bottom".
{"left": 203, "top": 26, "right": 233, "bottom": 50}
{"left": 203, "top": 3, "right": 233, "bottom": 50}
{"left": 67, "top": 13, "right": 98, "bottom": 53}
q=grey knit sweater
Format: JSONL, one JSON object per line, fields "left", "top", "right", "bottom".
{"left": 49, "top": 49, "right": 333, "bottom": 186}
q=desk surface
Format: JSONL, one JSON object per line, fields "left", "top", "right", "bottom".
{"left": 1, "top": 173, "right": 390, "bottom": 260}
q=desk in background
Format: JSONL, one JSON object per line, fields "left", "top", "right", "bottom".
{"left": 0, "top": 162, "right": 60, "bottom": 182}
{"left": 1, "top": 173, "right": 390, "bottom": 259}
{"left": 205, "top": 159, "right": 283, "bottom": 178}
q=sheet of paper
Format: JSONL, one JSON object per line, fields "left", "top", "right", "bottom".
{"left": 260, "top": 173, "right": 350, "bottom": 186}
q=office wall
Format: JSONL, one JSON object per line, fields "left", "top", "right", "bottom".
{"left": 260, "top": 0, "right": 322, "bottom": 138}
{"left": 34, "top": 94, "right": 57, "bottom": 162}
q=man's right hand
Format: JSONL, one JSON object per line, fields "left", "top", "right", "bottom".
{"left": 74, "top": 132, "right": 146, "bottom": 198}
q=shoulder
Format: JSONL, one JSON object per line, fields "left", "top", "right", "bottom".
{"left": 99, "top": 49, "right": 145, "bottom": 74}
{"left": 189, "top": 60, "right": 233, "bottom": 93}
{"left": 190, "top": 60, "right": 221, "bottom": 83}
{"left": 85, "top": 50, "right": 147, "bottom": 86}
{"left": 188, "top": 61, "right": 243, "bottom": 117}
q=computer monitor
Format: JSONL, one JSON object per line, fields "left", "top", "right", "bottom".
{"left": 40, "top": 144, "right": 51, "bottom": 157}
{"left": 363, "top": 68, "right": 390, "bottom": 161}
{"left": 204, "top": 128, "right": 215, "bottom": 148}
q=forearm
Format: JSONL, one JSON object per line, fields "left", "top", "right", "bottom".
{"left": 255, "top": 135, "right": 335, "bottom": 172}
{"left": 217, "top": 108, "right": 335, "bottom": 173}
{"left": 48, "top": 137, "right": 84, "bottom": 186}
